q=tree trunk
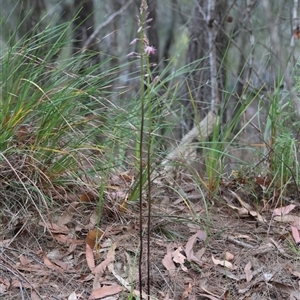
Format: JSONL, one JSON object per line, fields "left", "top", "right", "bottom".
{"left": 19, "top": 0, "right": 47, "bottom": 39}
{"left": 17, "top": 0, "right": 49, "bottom": 57}
{"left": 73, "top": 0, "right": 100, "bottom": 68}
{"left": 184, "top": 0, "right": 228, "bottom": 131}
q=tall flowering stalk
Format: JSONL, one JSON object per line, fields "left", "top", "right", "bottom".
{"left": 128, "top": 0, "right": 156, "bottom": 298}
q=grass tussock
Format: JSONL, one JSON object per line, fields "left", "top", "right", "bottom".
{"left": 2, "top": 6, "right": 300, "bottom": 299}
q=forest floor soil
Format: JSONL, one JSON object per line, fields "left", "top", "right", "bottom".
{"left": 1, "top": 169, "right": 300, "bottom": 300}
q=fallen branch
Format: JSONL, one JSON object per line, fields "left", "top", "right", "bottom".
{"left": 159, "top": 110, "right": 217, "bottom": 174}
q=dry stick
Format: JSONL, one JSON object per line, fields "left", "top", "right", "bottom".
{"left": 0, "top": 258, "right": 43, "bottom": 299}
{"left": 227, "top": 236, "right": 254, "bottom": 249}
{"left": 161, "top": 111, "right": 217, "bottom": 170}
{"left": 262, "top": 0, "right": 300, "bottom": 117}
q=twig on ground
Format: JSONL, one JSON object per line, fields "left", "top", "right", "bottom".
{"left": 227, "top": 236, "right": 254, "bottom": 249}
{"left": 0, "top": 257, "right": 42, "bottom": 298}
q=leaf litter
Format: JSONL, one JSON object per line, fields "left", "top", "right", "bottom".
{"left": 1, "top": 171, "right": 300, "bottom": 299}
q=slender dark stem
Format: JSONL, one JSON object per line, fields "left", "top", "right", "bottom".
{"left": 147, "top": 158, "right": 151, "bottom": 300}
{"left": 146, "top": 64, "right": 152, "bottom": 300}
{"left": 139, "top": 15, "right": 145, "bottom": 300}
{"left": 139, "top": 78, "right": 144, "bottom": 298}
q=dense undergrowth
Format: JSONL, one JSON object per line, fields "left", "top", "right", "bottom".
{"left": 1, "top": 10, "right": 300, "bottom": 221}
{"left": 1, "top": 7, "right": 300, "bottom": 299}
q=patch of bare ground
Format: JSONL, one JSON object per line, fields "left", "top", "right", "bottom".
{"left": 1, "top": 170, "right": 300, "bottom": 300}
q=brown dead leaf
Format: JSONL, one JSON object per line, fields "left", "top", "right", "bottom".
{"left": 195, "top": 248, "right": 205, "bottom": 260}
{"left": 162, "top": 246, "right": 176, "bottom": 275}
{"left": 0, "top": 283, "right": 7, "bottom": 293}
{"left": 31, "top": 290, "right": 40, "bottom": 300}
{"left": 172, "top": 247, "right": 187, "bottom": 272}
{"left": 67, "top": 242, "right": 79, "bottom": 256}
{"left": 119, "top": 171, "right": 134, "bottom": 183}
{"left": 86, "top": 229, "right": 104, "bottom": 250}
{"left": 93, "top": 273, "right": 101, "bottom": 291}
{"left": 212, "top": 255, "right": 234, "bottom": 270}
{"left": 248, "top": 210, "right": 266, "bottom": 223}
{"left": 19, "top": 254, "right": 32, "bottom": 266}
{"left": 274, "top": 215, "right": 300, "bottom": 228}
{"left": 51, "top": 259, "right": 73, "bottom": 271}
{"left": 54, "top": 234, "right": 84, "bottom": 246}
{"left": 273, "top": 204, "right": 296, "bottom": 216}
{"left": 42, "top": 252, "right": 64, "bottom": 272}
{"left": 87, "top": 209, "right": 99, "bottom": 230}
{"left": 86, "top": 243, "right": 95, "bottom": 272}
{"left": 181, "top": 282, "right": 192, "bottom": 299}
{"left": 88, "top": 285, "right": 122, "bottom": 299}
{"left": 230, "top": 191, "right": 266, "bottom": 222}
{"left": 77, "top": 273, "right": 94, "bottom": 283}
{"left": 39, "top": 221, "right": 69, "bottom": 234}
{"left": 93, "top": 242, "right": 117, "bottom": 275}
{"left": 244, "top": 261, "right": 253, "bottom": 282}
{"left": 11, "top": 279, "right": 32, "bottom": 289}
{"left": 225, "top": 252, "right": 234, "bottom": 261}
{"left": 291, "top": 226, "right": 300, "bottom": 244}
{"left": 0, "top": 278, "right": 10, "bottom": 290}
{"left": 58, "top": 202, "right": 79, "bottom": 226}
{"left": 185, "top": 231, "right": 199, "bottom": 260}
{"left": 185, "top": 231, "right": 205, "bottom": 266}
{"left": 80, "top": 191, "right": 98, "bottom": 203}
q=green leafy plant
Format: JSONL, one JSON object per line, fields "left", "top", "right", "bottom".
{"left": 263, "top": 83, "right": 300, "bottom": 196}
{"left": 0, "top": 20, "right": 119, "bottom": 210}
